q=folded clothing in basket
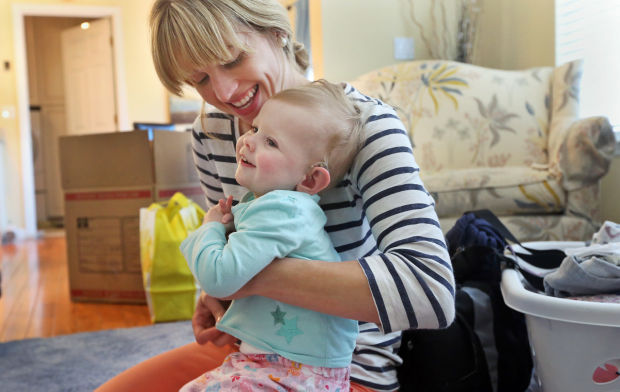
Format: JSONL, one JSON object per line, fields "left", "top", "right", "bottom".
{"left": 544, "top": 221, "right": 620, "bottom": 297}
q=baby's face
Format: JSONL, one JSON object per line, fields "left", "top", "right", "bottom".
{"left": 235, "top": 99, "right": 325, "bottom": 197}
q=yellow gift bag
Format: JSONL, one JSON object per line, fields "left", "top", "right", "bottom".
{"left": 140, "top": 192, "right": 204, "bottom": 322}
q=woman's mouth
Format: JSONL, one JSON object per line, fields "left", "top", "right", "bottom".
{"left": 231, "top": 85, "right": 258, "bottom": 109}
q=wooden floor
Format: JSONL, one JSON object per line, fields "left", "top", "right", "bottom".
{"left": 0, "top": 231, "right": 151, "bottom": 342}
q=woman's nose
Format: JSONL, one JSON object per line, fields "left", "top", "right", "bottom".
{"left": 210, "top": 71, "right": 237, "bottom": 102}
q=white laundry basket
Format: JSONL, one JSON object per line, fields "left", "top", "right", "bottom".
{"left": 501, "top": 265, "right": 620, "bottom": 392}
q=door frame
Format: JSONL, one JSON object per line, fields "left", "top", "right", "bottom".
{"left": 13, "top": 4, "right": 129, "bottom": 236}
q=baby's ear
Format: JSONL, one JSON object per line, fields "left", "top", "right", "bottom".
{"left": 296, "top": 166, "right": 330, "bottom": 195}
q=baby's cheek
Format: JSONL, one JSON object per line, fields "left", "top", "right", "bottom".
{"left": 256, "top": 156, "right": 279, "bottom": 174}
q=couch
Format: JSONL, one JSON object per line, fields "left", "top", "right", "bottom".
{"left": 351, "top": 59, "right": 616, "bottom": 241}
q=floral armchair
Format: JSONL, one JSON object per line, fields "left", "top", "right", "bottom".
{"left": 351, "top": 60, "right": 616, "bottom": 241}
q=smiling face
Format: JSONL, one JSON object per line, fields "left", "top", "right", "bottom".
{"left": 150, "top": 0, "right": 309, "bottom": 127}
{"left": 234, "top": 99, "right": 327, "bottom": 197}
{"left": 188, "top": 31, "right": 287, "bottom": 125}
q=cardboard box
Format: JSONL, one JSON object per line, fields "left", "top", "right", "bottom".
{"left": 59, "top": 130, "right": 204, "bottom": 303}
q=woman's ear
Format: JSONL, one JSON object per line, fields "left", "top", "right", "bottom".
{"left": 296, "top": 166, "right": 331, "bottom": 195}
{"left": 272, "top": 29, "right": 288, "bottom": 47}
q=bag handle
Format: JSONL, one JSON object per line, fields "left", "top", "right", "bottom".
{"left": 470, "top": 210, "right": 565, "bottom": 269}
{"left": 467, "top": 210, "right": 566, "bottom": 291}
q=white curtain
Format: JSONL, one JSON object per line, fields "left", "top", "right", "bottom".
{"left": 556, "top": 0, "right": 620, "bottom": 128}
{"left": 294, "top": 0, "right": 313, "bottom": 80}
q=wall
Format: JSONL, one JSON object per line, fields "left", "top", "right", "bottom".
{"left": 321, "top": 0, "right": 432, "bottom": 82}
{"left": 601, "top": 156, "right": 620, "bottom": 224}
{"left": 321, "top": 0, "right": 555, "bottom": 82}
{"left": 475, "top": 0, "right": 555, "bottom": 70}
{"left": 0, "top": 0, "right": 168, "bottom": 230}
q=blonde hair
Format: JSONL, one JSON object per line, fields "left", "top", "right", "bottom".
{"left": 150, "top": 0, "right": 309, "bottom": 96}
{"left": 271, "top": 79, "right": 363, "bottom": 188}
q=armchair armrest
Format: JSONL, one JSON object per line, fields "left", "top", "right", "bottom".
{"left": 554, "top": 116, "right": 615, "bottom": 191}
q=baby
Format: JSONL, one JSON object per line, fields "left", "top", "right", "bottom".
{"left": 180, "top": 79, "right": 364, "bottom": 391}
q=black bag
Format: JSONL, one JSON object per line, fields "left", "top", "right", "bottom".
{"left": 396, "top": 210, "right": 564, "bottom": 392}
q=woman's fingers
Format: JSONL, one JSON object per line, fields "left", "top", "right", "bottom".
{"left": 191, "top": 293, "right": 231, "bottom": 344}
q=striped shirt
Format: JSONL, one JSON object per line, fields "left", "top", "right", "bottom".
{"left": 190, "top": 83, "right": 455, "bottom": 391}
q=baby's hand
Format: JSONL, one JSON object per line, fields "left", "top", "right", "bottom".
{"left": 203, "top": 196, "right": 234, "bottom": 231}
{"left": 218, "top": 196, "right": 233, "bottom": 225}
{"left": 218, "top": 196, "right": 234, "bottom": 232}
{"left": 204, "top": 204, "right": 225, "bottom": 224}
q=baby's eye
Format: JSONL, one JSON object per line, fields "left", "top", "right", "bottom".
{"left": 266, "top": 138, "right": 278, "bottom": 148}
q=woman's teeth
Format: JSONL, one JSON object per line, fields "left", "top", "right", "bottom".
{"left": 232, "top": 86, "right": 258, "bottom": 109}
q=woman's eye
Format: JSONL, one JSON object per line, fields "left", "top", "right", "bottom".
{"left": 193, "top": 74, "right": 209, "bottom": 85}
{"left": 224, "top": 53, "right": 244, "bottom": 69}
{"left": 251, "top": 126, "right": 258, "bottom": 133}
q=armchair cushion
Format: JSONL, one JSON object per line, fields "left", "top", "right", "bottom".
{"left": 424, "top": 166, "right": 565, "bottom": 217}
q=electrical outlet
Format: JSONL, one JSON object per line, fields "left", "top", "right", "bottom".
{"left": 394, "top": 37, "right": 415, "bottom": 61}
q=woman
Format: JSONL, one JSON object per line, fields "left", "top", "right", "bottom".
{"left": 97, "top": 1, "right": 455, "bottom": 391}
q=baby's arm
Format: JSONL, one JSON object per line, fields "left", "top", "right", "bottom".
{"left": 181, "top": 194, "right": 307, "bottom": 298}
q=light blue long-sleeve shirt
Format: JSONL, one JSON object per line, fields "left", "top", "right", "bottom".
{"left": 180, "top": 190, "right": 358, "bottom": 368}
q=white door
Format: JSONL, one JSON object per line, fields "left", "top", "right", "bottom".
{"left": 61, "top": 17, "right": 117, "bottom": 134}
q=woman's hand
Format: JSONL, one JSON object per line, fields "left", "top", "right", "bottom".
{"left": 192, "top": 293, "right": 237, "bottom": 346}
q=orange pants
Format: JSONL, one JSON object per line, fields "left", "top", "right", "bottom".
{"left": 95, "top": 342, "right": 378, "bottom": 392}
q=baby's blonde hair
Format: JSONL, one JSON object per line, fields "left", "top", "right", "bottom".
{"left": 149, "top": 0, "right": 309, "bottom": 96}
{"left": 271, "top": 80, "right": 363, "bottom": 189}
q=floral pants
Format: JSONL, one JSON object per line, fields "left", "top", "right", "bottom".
{"left": 179, "top": 352, "right": 350, "bottom": 392}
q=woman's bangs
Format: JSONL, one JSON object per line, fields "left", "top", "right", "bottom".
{"left": 156, "top": 5, "right": 246, "bottom": 94}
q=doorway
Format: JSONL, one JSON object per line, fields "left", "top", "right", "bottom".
{"left": 26, "top": 16, "right": 96, "bottom": 229}
{"left": 26, "top": 15, "right": 119, "bottom": 230}
{"left": 13, "top": 4, "right": 129, "bottom": 236}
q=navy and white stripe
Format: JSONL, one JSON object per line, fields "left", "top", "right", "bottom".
{"left": 189, "top": 83, "right": 455, "bottom": 391}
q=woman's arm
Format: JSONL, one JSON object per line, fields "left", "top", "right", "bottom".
{"left": 236, "top": 257, "right": 380, "bottom": 324}
{"left": 192, "top": 258, "right": 379, "bottom": 343}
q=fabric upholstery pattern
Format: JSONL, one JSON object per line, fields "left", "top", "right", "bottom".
{"left": 351, "top": 60, "right": 615, "bottom": 241}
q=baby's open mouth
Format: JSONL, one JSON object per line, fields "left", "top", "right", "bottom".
{"left": 240, "top": 156, "right": 255, "bottom": 167}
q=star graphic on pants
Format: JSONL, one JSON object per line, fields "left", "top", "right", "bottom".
{"left": 276, "top": 316, "right": 303, "bottom": 344}
{"left": 271, "top": 305, "right": 286, "bottom": 325}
